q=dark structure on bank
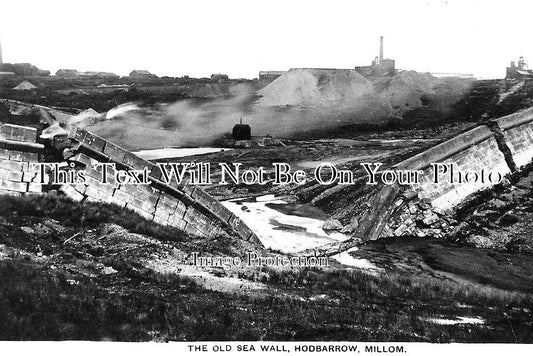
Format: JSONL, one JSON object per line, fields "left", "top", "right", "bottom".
{"left": 232, "top": 118, "right": 251, "bottom": 140}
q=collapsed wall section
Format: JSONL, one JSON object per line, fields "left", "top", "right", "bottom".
{"left": 357, "top": 107, "right": 533, "bottom": 241}
{"left": 495, "top": 107, "right": 533, "bottom": 169}
{"left": 58, "top": 127, "right": 261, "bottom": 244}
{"left": 0, "top": 122, "right": 261, "bottom": 246}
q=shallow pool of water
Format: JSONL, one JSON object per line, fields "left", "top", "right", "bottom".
{"left": 223, "top": 195, "right": 378, "bottom": 269}
{"left": 134, "top": 147, "right": 230, "bottom": 160}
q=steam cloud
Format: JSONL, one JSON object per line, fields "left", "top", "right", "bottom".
{"left": 87, "top": 71, "right": 471, "bottom": 150}
{"left": 89, "top": 89, "right": 389, "bottom": 150}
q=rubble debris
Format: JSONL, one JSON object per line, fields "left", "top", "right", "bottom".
{"left": 322, "top": 218, "right": 343, "bottom": 231}
{"left": 465, "top": 235, "right": 496, "bottom": 249}
{"left": 340, "top": 217, "right": 359, "bottom": 233}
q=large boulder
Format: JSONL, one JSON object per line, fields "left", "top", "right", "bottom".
{"left": 322, "top": 218, "right": 343, "bottom": 231}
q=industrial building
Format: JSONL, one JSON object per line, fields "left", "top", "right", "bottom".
{"left": 258, "top": 37, "right": 395, "bottom": 82}
{"left": 506, "top": 57, "right": 533, "bottom": 79}
{"left": 79, "top": 71, "right": 118, "bottom": 78}
{"left": 354, "top": 36, "right": 396, "bottom": 77}
{"left": 0, "top": 62, "right": 50, "bottom": 76}
{"left": 0, "top": 42, "right": 49, "bottom": 76}
{"left": 129, "top": 70, "right": 158, "bottom": 79}
{"left": 56, "top": 69, "right": 118, "bottom": 78}
{"left": 211, "top": 73, "right": 229, "bottom": 82}
{"left": 56, "top": 69, "right": 80, "bottom": 77}
{"left": 259, "top": 71, "right": 286, "bottom": 81}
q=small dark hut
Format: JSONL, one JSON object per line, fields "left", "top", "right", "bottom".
{"left": 232, "top": 118, "right": 251, "bottom": 140}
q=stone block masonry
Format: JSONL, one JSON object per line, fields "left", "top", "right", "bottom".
{"left": 399, "top": 108, "right": 533, "bottom": 212}
{"left": 0, "top": 123, "right": 38, "bottom": 143}
{"left": 495, "top": 107, "right": 533, "bottom": 169}
{"left": 60, "top": 127, "right": 261, "bottom": 245}
{"left": 0, "top": 122, "right": 261, "bottom": 245}
{"left": 354, "top": 106, "right": 533, "bottom": 242}
{"left": 0, "top": 123, "right": 45, "bottom": 196}
{"left": 410, "top": 135, "right": 510, "bottom": 211}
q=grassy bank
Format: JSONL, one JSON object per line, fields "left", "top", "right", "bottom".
{"left": 0, "top": 258, "right": 532, "bottom": 342}
{"left": 0, "top": 194, "right": 532, "bottom": 342}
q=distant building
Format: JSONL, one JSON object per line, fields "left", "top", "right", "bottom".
{"left": 56, "top": 69, "right": 80, "bottom": 77}
{"left": 129, "top": 70, "right": 157, "bottom": 79}
{"left": 13, "top": 80, "right": 37, "bottom": 91}
{"left": 56, "top": 69, "right": 118, "bottom": 78}
{"left": 211, "top": 73, "right": 229, "bottom": 82}
{"left": 96, "top": 72, "right": 119, "bottom": 78}
{"left": 355, "top": 36, "right": 396, "bottom": 77}
{"left": 0, "top": 42, "right": 49, "bottom": 76}
{"left": 506, "top": 57, "right": 533, "bottom": 79}
{"left": 0, "top": 63, "right": 49, "bottom": 76}
{"left": 79, "top": 71, "right": 118, "bottom": 78}
{"left": 259, "top": 71, "right": 286, "bottom": 81}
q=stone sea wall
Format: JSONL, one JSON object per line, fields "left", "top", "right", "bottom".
{"left": 356, "top": 107, "right": 533, "bottom": 241}
{"left": 0, "top": 122, "right": 261, "bottom": 246}
{"left": 0, "top": 123, "right": 44, "bottom": 195}
{"left": 496, "top": 108, "right": 533, "bottom": 168}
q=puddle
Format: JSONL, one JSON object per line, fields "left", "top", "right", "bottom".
{"left": 134, "top": 147, "right": 230, "bottom": 160}
{"left": 331, "top": 247, "right": 379, "bottom": 270}
{"left": 367, "top": 138, "right": 433, "bottom": 143}
{"left": 426, "top": 316, "right": 485, "bottom": 325}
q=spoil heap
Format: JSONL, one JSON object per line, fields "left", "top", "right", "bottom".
{"left": 373, "top": 71, "right": 438, "bottom": 107}
{"left": 257, "top": 69, "right": 451, "bottom": 120}
{"left": 257, "top": 68, "right": 373, "bottom": 107}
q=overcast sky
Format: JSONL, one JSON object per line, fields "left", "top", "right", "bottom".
{"left": 0, "top": 0, "right": 531, "bottom": 79}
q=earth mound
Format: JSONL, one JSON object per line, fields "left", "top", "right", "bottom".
{"left": 372, "top": 70, "right": 441, "bottom": 109}
{"left": 257, "top": 68, "right": 373, "bottom": 107}
{"left": 256, "top": 69, "right": 453, "bottom": 120}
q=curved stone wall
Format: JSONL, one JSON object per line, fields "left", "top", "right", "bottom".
{"left": 355, "top": 107, "right": 533, "bottom": 241}
{"left": 0, "top": 122, "right": 261, "bottom": 246}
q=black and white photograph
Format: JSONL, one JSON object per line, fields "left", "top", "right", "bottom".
{"left": 0, "top": 0, "right": 532, "bottom": 354}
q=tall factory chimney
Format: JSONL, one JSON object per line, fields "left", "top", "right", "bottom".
{"left": 379, "top": 36, "right": 384, "bottom": 63}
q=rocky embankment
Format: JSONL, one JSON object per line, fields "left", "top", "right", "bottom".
{"left": 453, "top": 167, "right": 533, "bottom": 252}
